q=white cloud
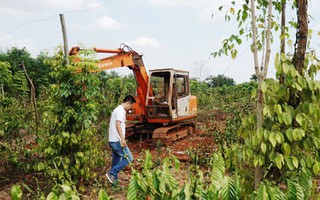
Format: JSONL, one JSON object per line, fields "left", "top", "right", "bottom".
{"left": 129, "top": 37, "right": 161, "bottom": 48}
{"left": 92, "top": 16, "right": 129, "bottom": 30}
{"left": 76, "top": 16, "right": 129, "bottom": 31}
{"left": 0, "top": 33, "right": 38, "bottom": 55}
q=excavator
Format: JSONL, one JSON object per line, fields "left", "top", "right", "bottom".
{"left": 69, "top": 44, "right": 197, "bottom": 145}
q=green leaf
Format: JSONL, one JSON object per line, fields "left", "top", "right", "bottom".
{"left": 274, "top": 104, "right": 282, "bottom": 114}
{"left": 269, "top": 132, "right": 277, "bottom": 147}
{"left": 282, "top": 143, "right": 291, "bottom": 155}
{"left": 286, "top": 179, "right": 305, "bottom": 200}
{"left": 60, "top": 185, "right": 71, "bottom": 193}
{"left": 275, "top": 154, "right": 284, "bottom": 169}
{"left": 76, "top": 152, "right": 84, "bottom": 158}
{"left": 292, "top": 156, "right": 299, "bottom": 169}
{"left": 302, "top": 103, "right": 310, "bottom": 114}
{"left": 231, "top": 49, "right": 238, "bottom": 59}
{"left": 313, "top": 162, "right": 320, "bottom": 174}
{"left": 11, "top": 185, "right": 23, "bottom": 200}
{"left": 255, "top": 184, "right": 269, "bottom": 200}
{"left": 294, "top": 82, "right": 302, "bottom": 91}
{"left": 261, "top": 143, "right": 267, "bottom": 154}
{"left": 306, "top": 156, "right": 314, "bottom": 168}
{"left": 71, "top": 194, "right": 80, "bottom": 200}
{"left": 84, "top": 119, "right": 91, "bottom": 129}
{"left": 283, "top": 63, "right": 289, "bottom": 74}
{"left": 299, "top": 158, "right": 306, "bottom": 168}
{"left": 293, "top": 129, "right": 300, "bottom": 141}
{"left": 257, "top": 127, "right": 264, "bottom": 140}
{"left": 259, "top": 155, "right": 265, "bottom": 166}
{"left": 276, "top": 132, "right": 283, "bottom": 144}
{"left": 307, "top": 79, "right": 316, "bottom": 90}
{"left": 246, "top": 149, "right": 253, "bottom": 158}
{"left": 220, "top": 176, "right": 240, "bottom": 200}
{"left": 296, "top": 114, "right": 303, "bottom": 126}
{"left": 298, "top": 76, "right": 306, "bottom": 89}
{"left": 263, "top": 105, "right": 270, "bottom": 116}
{"left": 286, "top": 156, "right": 295, "bottom": 170}
{"left": 98, "top": 189, "right": 109, "bottom": 200}
{"left": 143, "top": 151, "right": 153, "bottom": 170}
{"left": 127, "top": 171, "right": 139, "bottom": 200}
{"left": 183, "top": 182, "right": 191, "bottom": 200}
{"left": 261, "top": 81, "right": 267, "bottom": 93}
{"left": 285, "top": 129, "right": 293, "bottom": 142}
{"left": 283, "top": 113, "right": 292, "bottom": 125}
{"left": 290, "top": 67, "right": 299, "bottom": 77}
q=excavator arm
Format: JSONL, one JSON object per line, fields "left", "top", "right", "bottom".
{"left": 69, "top": 45, "right": 150, "bottom": 119}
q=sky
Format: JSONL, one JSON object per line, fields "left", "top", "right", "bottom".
{"left": 0, "top": 0, "right": 319, "bottom": 83}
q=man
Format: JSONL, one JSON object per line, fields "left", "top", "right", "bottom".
{"left": 106, "top": 95, "right": 136, "bottom": 185}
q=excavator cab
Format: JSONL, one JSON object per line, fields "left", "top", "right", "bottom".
{"left": 146, "top": 68, "right": 197, "bottom": 124}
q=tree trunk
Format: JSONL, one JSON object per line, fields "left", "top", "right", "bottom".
{"left": 250, "top": 0, "right": 273, "bottom": 189}
{"left": 255, "top": 77, "right": 264, "bottom": 188}
{"left": 290, "top": 0, "right": 308, "bottom": 108}
{"left": 293, "top": 0, "right": 308, "bottom": 75}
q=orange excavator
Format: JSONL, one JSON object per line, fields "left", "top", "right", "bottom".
{"left": 69, "top": 44, "right": 197, "bottom": 145}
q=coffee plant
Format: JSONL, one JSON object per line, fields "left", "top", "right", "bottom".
{"left": 236, "top": 52, "right": 319, "bottom": 196}
{"left": 36, "top": 48, "right": 106, "bottom": 186}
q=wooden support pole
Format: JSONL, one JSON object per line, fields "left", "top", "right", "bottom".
{"left": 59, "top": 13, "right": 69, "bottom": 65}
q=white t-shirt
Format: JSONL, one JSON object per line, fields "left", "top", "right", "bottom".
{"left": 108, "top": 105, "right": 126, "bottom": 142}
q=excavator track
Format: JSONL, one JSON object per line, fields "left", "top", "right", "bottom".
{"left": 152, "top": 122, "right": 195, "bottom": 146}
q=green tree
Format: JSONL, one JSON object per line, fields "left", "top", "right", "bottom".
{"left": 250, "top": 74, "right": 258, "bottom": 82}
{"left": 0, "top": 47, "right": 52, "bottom": 98}
{"left": 205, "top": 74, "right": 235, "bottom": 87}
{"left": 0, "top": 61, "right": 12, "bottom": 98}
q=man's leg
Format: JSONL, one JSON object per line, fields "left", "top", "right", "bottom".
{"left": 109, "top": 144, "right": 133, "bottom": 181}
{"left": 111, "top": 150, "right": 121, "bottom": 168}
{"left": 107, "top": 142, "right": 122, "bottom": 182}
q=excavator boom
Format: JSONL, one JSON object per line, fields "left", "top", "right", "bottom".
{"left": 69, "top": 46, "right": 149, "bottom": 119}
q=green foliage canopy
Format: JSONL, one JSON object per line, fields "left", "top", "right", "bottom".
{"left": 205, "top": 74, "right": 235, "bottom": 88}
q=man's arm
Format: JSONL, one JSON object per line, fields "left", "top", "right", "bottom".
{"left": 116, "top": 120, "right": 127, "bottom": 147}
